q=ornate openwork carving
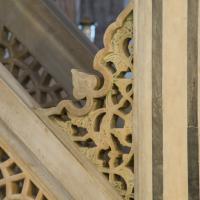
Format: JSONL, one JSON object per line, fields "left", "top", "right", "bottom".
{"left": 0, "top": 146, "right": 50, "bottom": 199}
{"left": 43, "top": 4, "right": 133, "bottom": 200}
{"left": 0, "top": 26, "right": 67, "bottom": 108}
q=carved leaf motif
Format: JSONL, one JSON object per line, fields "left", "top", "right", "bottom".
{"left": 71, "top": 69, "right": 98, "bottom": 99}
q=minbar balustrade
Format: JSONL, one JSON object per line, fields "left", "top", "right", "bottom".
{"left": 40, "top": 4, "right": 134, "bottom": 200}
{"left": 0, "top": 26, "right": 67, "bottom": 108}
{"left": 1, "top": 0, "right": 200, "bottom": 199}
{"left": 0, "top": 0, "right": 97, "bottom": 108}
{"left": 0, "top": 1, "right": 134, "bottom": 200}
{"left": 0, "top": 145, "right": 51, "bottom": 200}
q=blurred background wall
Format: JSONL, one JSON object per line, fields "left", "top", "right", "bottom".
{"left": 53, "top": 0, "right": 128, "bottom": 48}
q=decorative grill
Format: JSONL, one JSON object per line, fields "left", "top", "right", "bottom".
{"left": 43, "top": 5, "right": 134, "bottom": 199}
{"left": 0, "top": 146, "right": 49, "bottom": 199}
{"left": 0, "top": 26, "right": 67, "bottom": 108}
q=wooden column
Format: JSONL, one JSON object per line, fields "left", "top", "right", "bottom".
{"left": 135, "top": 0, "right": 199, "bottom": 199}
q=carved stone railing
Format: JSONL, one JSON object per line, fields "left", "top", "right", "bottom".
{"left": 0, "top": 26, "right": 68, "bottom": 108}
{"left": 2, "top": 1, "right": 199, "bottom": 199}
{"left": 0, "top": 0, "right": 97, "bottom": 108}
{"left": 0, "top": 144, "right": 51, "bottom": 199}
{"left": 0, "top": 62, "right": 121, "bottom": 200}
{"left": 39, "top": 3, "right": 133, "bottom": 199}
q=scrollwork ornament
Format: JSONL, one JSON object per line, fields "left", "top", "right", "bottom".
{"left": 43, "top": 3, "right": 134, "bottom": 200}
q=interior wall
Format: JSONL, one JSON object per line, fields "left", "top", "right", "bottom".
{"left": 53, "top": 0, "right": 125, "bottom": 48}
{"left": 80, "top": 0, "right": 125, "bottom": 48}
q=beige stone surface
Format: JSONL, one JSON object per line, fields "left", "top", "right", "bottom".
{"left": 134, "top": 0, "right": 153, "bottom": 199}
{"left": 0, "top": 69, "right": 121, "bottom": 200}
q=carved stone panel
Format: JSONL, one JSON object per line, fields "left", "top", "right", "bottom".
{"left": 42, "top": 4, "right": 134, "bottom": 199}
{"left": 0, "top": 26, "right": 68, "bottom": 108}
{"left": 0, "top": 146, "right": 50, "bottom": 199}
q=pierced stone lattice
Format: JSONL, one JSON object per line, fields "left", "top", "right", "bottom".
{"left": 0, "top": 26, "right": 67, "bottom": 108}
{"left": 43, "top": 5, "right": 134, "bottom": 200}
{"left": 0, "top": 146, "right": 49, "bottom": 200}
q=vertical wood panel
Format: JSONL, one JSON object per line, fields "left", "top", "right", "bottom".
{"left": 162, "top": 0, "right": 188, "bottom": 199}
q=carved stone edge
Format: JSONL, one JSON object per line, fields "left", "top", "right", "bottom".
{"left": 40, "top": 2, "right": 134, "bottom": 118}
{"left": 0, "top": 73, "right": 122, "bottom": 200}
